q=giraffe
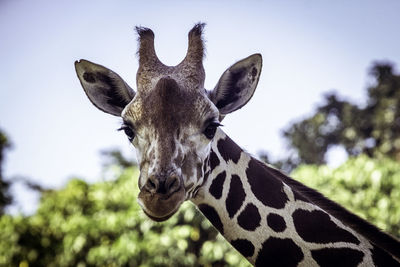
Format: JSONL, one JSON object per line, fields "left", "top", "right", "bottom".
{"left": 75, "top": 24, "right": 400, "bottom": 266}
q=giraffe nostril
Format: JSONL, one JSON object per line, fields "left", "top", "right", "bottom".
{"left": 149, "top": 180, "right": 156, "bottom": 189}
{"left": 145, "top": 177, "right": 158, "bottom": 193}
{"left": 145, "top": 174, "right": 181, "bottom": 195}
{"left": 166, "top": 175, "right": 180, "bottom": 192}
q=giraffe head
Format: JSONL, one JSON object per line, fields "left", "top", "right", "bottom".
{"left": 75, "top": 24, "right": 262, "bottom": 221}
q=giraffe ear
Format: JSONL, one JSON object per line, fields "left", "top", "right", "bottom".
{"left": 209, "top": 54, "right": 262, "bottom": 115}
{"left": 75, "top": 59, "right": 136, "bottom": 116}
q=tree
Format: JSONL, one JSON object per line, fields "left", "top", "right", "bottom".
{"left": 271, "top": 62, "right": 400, "bottom": 171}
{"left": 0, "top": 128, "right": 12, "bottom": 215}
{"left": 100, "top": 148, "right": 137, "bottom": 169}
{"left": 0, "top": 166, "right": 251, "bottom": 267}
{"left": 2, "top": 155, "right": 400, "bottom": 266}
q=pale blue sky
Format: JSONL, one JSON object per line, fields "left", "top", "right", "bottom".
{"left": 1, "top": 0, "right": 399, "bottom": 213}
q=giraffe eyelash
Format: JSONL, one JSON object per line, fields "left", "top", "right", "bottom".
{"left": 118, "top": 124, "right": 135, "bottom": 141}
{"left": 204, "top": 117, "right": 223, "bottom": 127}
{"left": 204, "top": 121, "right": 222, "bottom": 139}
{"left": 210, "top": 122, "right": 223, "bottom": 127}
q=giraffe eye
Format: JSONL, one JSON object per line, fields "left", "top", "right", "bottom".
{"left": 204, "top": 122, "right": 221, "bottom": 139}
{"left": 118, "top": 125, "right": 135, "bottom": 141}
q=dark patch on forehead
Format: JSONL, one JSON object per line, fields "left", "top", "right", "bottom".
{"left": 267, "top": 213, "right": 286, "bottom": 233}
{"left": 146, "top": 78, "right": 189, "bottom": 129}
{"left": 237, "top": 203, "right": 261, "bottom": 231}
{"left": 156, "top": 78, "right": 182, "bottom": 102}
{"left": 226, "top": 175, "right": 246, "bottom": 218}
{"left": 209, "top": 171, "right": 226, "bottom": 199}
{"left": 370, "top": 244, "right": 400, "bottom": 267}
{"left": 231, "top": 239, "right": 255, "bottom": 258}
{"left": 139, "top": 77, "right": 210, "bottom": 131}
{"left": 209, "top": 150, "right": 220, "bottom": 171}
{"left": 292, "top": 209, "right": 360, "bottom": 245}
{"left": 217, "top": 136, "right": 242, "bottom": 164}
{"left": 198, "top": 204, "right": 224, "bottom": 235}
{"left": 255, "top": 237, "right": 304, "bottom": 267}
{"left": 246, "top": 158, "right": 288, "bottom": 209}
{"left": 311, "top": 248, "right": 364, "bottom": 267}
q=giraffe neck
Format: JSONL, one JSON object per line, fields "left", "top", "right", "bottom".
{"left": 192, "top": 130, "right": 400, "bottom": 266}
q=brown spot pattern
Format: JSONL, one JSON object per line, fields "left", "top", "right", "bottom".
{"left": 226, "top": 175, "right": 246, "bottom": 218}
{"left": 237, "top": 203, "right": 261, "bottom": 231}
{"left": 198, "top": 204, "right": 224, "bottom": 235}
{"left": 246, "top": 158, "right": 288, "bottom": 209}
{"left": 209, "top": 150, "right": 220, "bottom": 171}
{"left": 256, "top": 237, "right": 303, "bottom": 267}
{"left": 231, "top": 239, "right": 255, "bottom": 258}
{"left": 311, "top": 248, "right": 364, "bottom": 267}
{"left": 217, "top": 136, "right": 242, "bottom": 164}
{"left": 293, "top": 209, "right": 360, "bottom": 244}
{"left": 267, "top": 213, "right": 286, "bottom": 232}
{"left": 209, "top": 171, "right": 226, "bottom": 199}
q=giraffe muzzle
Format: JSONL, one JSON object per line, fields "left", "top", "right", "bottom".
{"left": 137, "top": 173, "right": 185, "bottom": 221}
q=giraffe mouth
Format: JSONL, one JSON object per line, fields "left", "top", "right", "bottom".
{"left": 137, "top": 184, "right": 185, "bottom": 222}
{"left": 141, "top": 206, "right": 180, "bottom": 222}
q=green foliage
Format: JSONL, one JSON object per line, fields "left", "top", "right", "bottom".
{"left": 273, "top": 63, "right": 400, "bottom": 172}
{"left": 0, "top": 128, "right": 12, "bottom": 214}
{"left": 3, "top": 155, "right": 399, "bottom": 266}
{"left": 0, "top": 167, "right": 250, "bottom": 267}
{"left": 100, "top": 148, "right": 137, "bottom": 169}
{"left": 292, "top": 155, "right": 400, "bottom": 238}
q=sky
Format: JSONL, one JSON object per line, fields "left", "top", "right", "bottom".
{"left": 1, "top": 0, "right": 399, "bottom": 214}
